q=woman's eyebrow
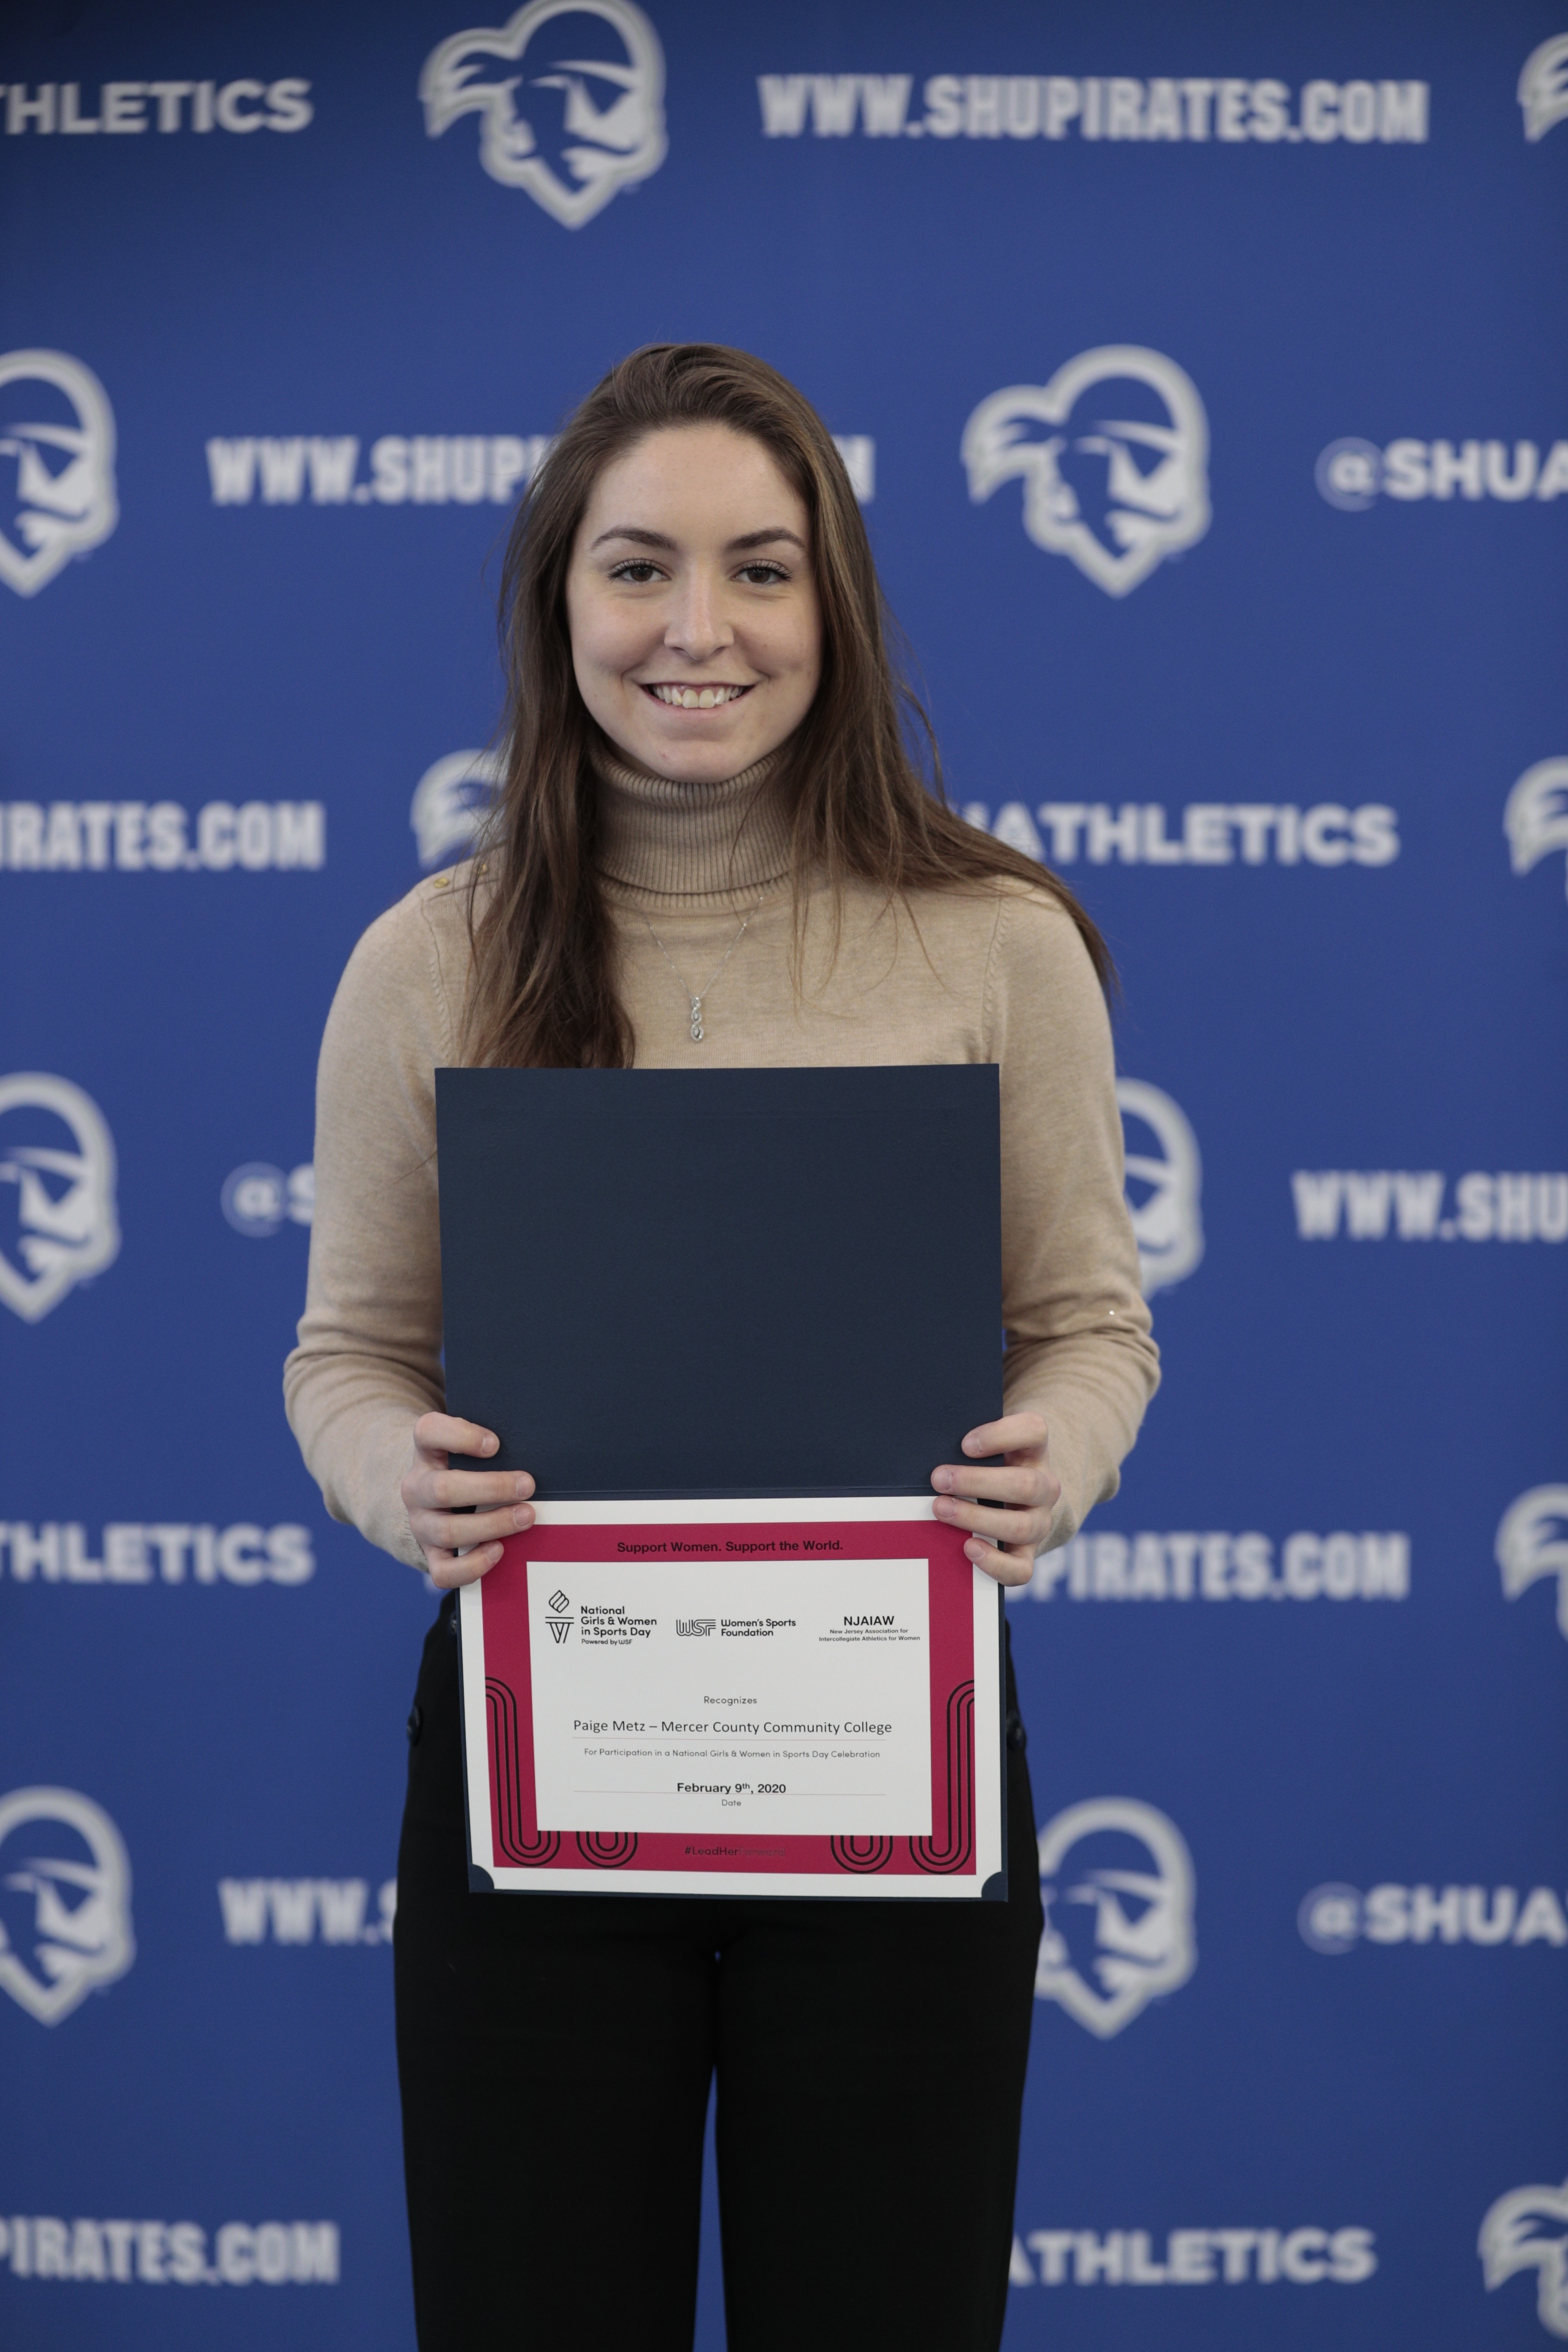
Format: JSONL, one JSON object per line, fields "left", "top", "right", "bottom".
{"left": 589, "top": 524, "right": 807, "bottom": 554}
{"left": 589, "top": 525, "right": 677, "bottom": 551}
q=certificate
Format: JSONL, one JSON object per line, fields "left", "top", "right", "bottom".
{"left": 459, "top": 1498, "right": 1005, "bottom": 1899}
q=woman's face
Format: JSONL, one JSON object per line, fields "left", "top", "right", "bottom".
{"left": 566, "top": 423, "right": 822, "bottom": 784}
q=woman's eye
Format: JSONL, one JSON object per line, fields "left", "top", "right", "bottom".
{"left": 610, "top": 561, "right": 664, "bottom": 583}
{"left": 737, "top": 563, "right": 788, "bottom": 586}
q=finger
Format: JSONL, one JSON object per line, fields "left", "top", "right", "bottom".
{"left": 962, "top": 1534, "right": 1037, "bottom": 1588}
{"left": 960, "top": 1412, "right": 1047, "bottom": 1460}
{"left": 934, "top": 1497, "right": 1052, "bottom": 1547}
{"left": 425, "top": 1541, "right": 505, "bottom": 1590}
{"left": 414, "top": 1414, "right": 501, "bottom": 1460}
{"left": 931, "top": 1462, "right": 1044, "bottom": 1507}
{"left": 409, "top": 1503, "right": 533, "bottom": 1551}
{"left": 408, "top": 1469, "right": 534, "bottom": 1512}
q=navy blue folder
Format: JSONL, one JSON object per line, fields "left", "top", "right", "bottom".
{"left": 435, "top": 1065, "right": 1002, "bottom": 1499}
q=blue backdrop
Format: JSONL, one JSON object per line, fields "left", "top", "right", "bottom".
{"left": 3, "top": 2, "right": 1566, "bottom": 2344}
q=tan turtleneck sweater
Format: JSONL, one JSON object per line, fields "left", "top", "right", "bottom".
{"left": 284, "top": 749, "right": 1158, "bottom": 1569}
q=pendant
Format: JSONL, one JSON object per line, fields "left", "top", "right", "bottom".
{"left": 689, "top": 998, "right": 704, "bottom": 1043}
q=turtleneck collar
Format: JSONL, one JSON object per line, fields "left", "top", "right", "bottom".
{"left": 590, "top": 736, "right": 795, "bottom": 909}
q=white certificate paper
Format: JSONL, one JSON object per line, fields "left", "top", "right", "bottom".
{"left": 460, "top": 1498, "right": 1005, "bottom": 1900}
{"left": 528, "top": 1556, "right": 932, "bottom": 1838}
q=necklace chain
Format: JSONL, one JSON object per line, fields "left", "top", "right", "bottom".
{"left": 643, "top": 914, "right": 750, "bottom": 1043}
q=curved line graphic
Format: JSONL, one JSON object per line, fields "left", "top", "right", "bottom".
{"left": 910, "top": 1681, "right": 975, "bottom": 1874}
{"left": 576, "top": 1830, "right": 638, "bottom": 1869}
{"left": 830, "top": 1834, "right": 895, "bottom": 1874}
{"left": 485, "top": 1677, "right": 560, "bottom": 1866}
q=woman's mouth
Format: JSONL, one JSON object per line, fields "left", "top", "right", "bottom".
{"left": 641, "top": 682, "right": 753, "bottom": 710}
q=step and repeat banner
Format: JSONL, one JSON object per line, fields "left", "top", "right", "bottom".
{"left": 2, "top": 2, "right": 1565, "bottom": 2346}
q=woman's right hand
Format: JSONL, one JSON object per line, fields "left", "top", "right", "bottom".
{"left": 401, "top": 1413, "right": 536, "bottom": 1589}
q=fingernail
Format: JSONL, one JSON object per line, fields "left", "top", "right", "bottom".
{"left": 514, "top": 1474, "right": 532, "bottom": 1498}
{"left": 933, "top": 1498, "right": 953, "bottom": 1520}
{"left": 932, "top": 1468, "right": 953, "bottom": 1492}
{"left": 965, "top": 1540, "right": 984, "bottom": 1560}
{"left": 482, "top": 1435, "right": 498, "bottom": 1455}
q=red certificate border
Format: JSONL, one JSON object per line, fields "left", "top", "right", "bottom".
{"left": 459, "top": 1501, "right": 1003, "bottom": 1899}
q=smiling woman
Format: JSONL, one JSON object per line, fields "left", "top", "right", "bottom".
{"left": 568, "top": 427, "right": 820, "bottom": 773}
{"left": 460, "top": 341, "right": 1112, "bottom": 1073}
{"left": 283, "top": 343, "right": 1159, "bottom": 2352}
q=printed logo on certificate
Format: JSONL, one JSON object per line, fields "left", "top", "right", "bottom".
{"left": 459, "top": 1500, "right": 1005, "bottom": 1899}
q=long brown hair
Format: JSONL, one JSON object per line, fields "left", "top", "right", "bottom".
{"left": 465, "top": 342, "right": 1110, "bottom": 1067}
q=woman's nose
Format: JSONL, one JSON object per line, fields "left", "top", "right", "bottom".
{"left": 664, "top": 572, "right": 733, "bottom": 662}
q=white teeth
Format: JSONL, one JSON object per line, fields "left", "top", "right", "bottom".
{"left": 649, "top": 683, "right": 746, "bottom": 707}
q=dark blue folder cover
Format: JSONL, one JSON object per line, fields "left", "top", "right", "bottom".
{"left": 435, "top": 1065, "right": 1002, "bottom": 1499}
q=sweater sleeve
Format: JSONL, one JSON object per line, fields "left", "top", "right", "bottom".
{"left": 283, "top": 882, "right": 458, "bottom": 1569}
{"left": 988, "top": 886, "right": 1160, "bottom": 1547}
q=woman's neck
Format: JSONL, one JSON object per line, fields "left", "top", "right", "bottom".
{"left": 590, "top": 737, "right": 794, "bottom": 908}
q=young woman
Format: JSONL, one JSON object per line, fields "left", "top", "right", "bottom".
{"left": 285, "top": 343, "right": 1158, "bottom": 2352}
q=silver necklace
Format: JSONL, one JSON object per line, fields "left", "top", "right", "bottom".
{"left": 643, "top": 914, "right": 750, "bottom": 1042}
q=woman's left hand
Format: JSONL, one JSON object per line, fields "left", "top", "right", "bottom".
{"left": 930, "top": 1412, "right": 1061, "bottom": 1586}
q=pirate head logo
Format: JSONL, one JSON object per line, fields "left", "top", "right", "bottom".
{"left": 1116, "top": 1078, "right": 1203, "bottom": 1297}
{"left": 1497, "top": 1487, "right": 1568, "bottom": 1640}
{"left": 1035, "top": 1798, "right": 1196, "bottom": 2037}
{"left": 1506, "top": 760, "right": 1568, "bottom": 903}
{"left": 1519, "top": 34, "right": 1568, "bottom": 142}
{"left": 411, "top": 748, "right": 505, "bottom": 869}
{"left": 420, "top": 0, "right": 667, "bottom": 227}
{"left": 0, "top": 1788, "right": 135, "bottom": 2025}
{"left": 962, "top": 346, "right": 1210, "bottom": 597}
{"left": 1480, "top": 2177, "right": 1568, "bottom": 2337}
{"left": 0, "top": 1073, "right": 120, "bottom": 1323}
{"left": 0, "top": 349, "right": 118, "bottom": 599}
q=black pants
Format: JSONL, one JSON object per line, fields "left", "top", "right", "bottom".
{"left": 395, "top": 1596, "right": 1043, "bottom": 2351}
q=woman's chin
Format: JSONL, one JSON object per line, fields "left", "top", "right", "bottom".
{"left": 628, "top": 727, "right": 778, "bottom": 785}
